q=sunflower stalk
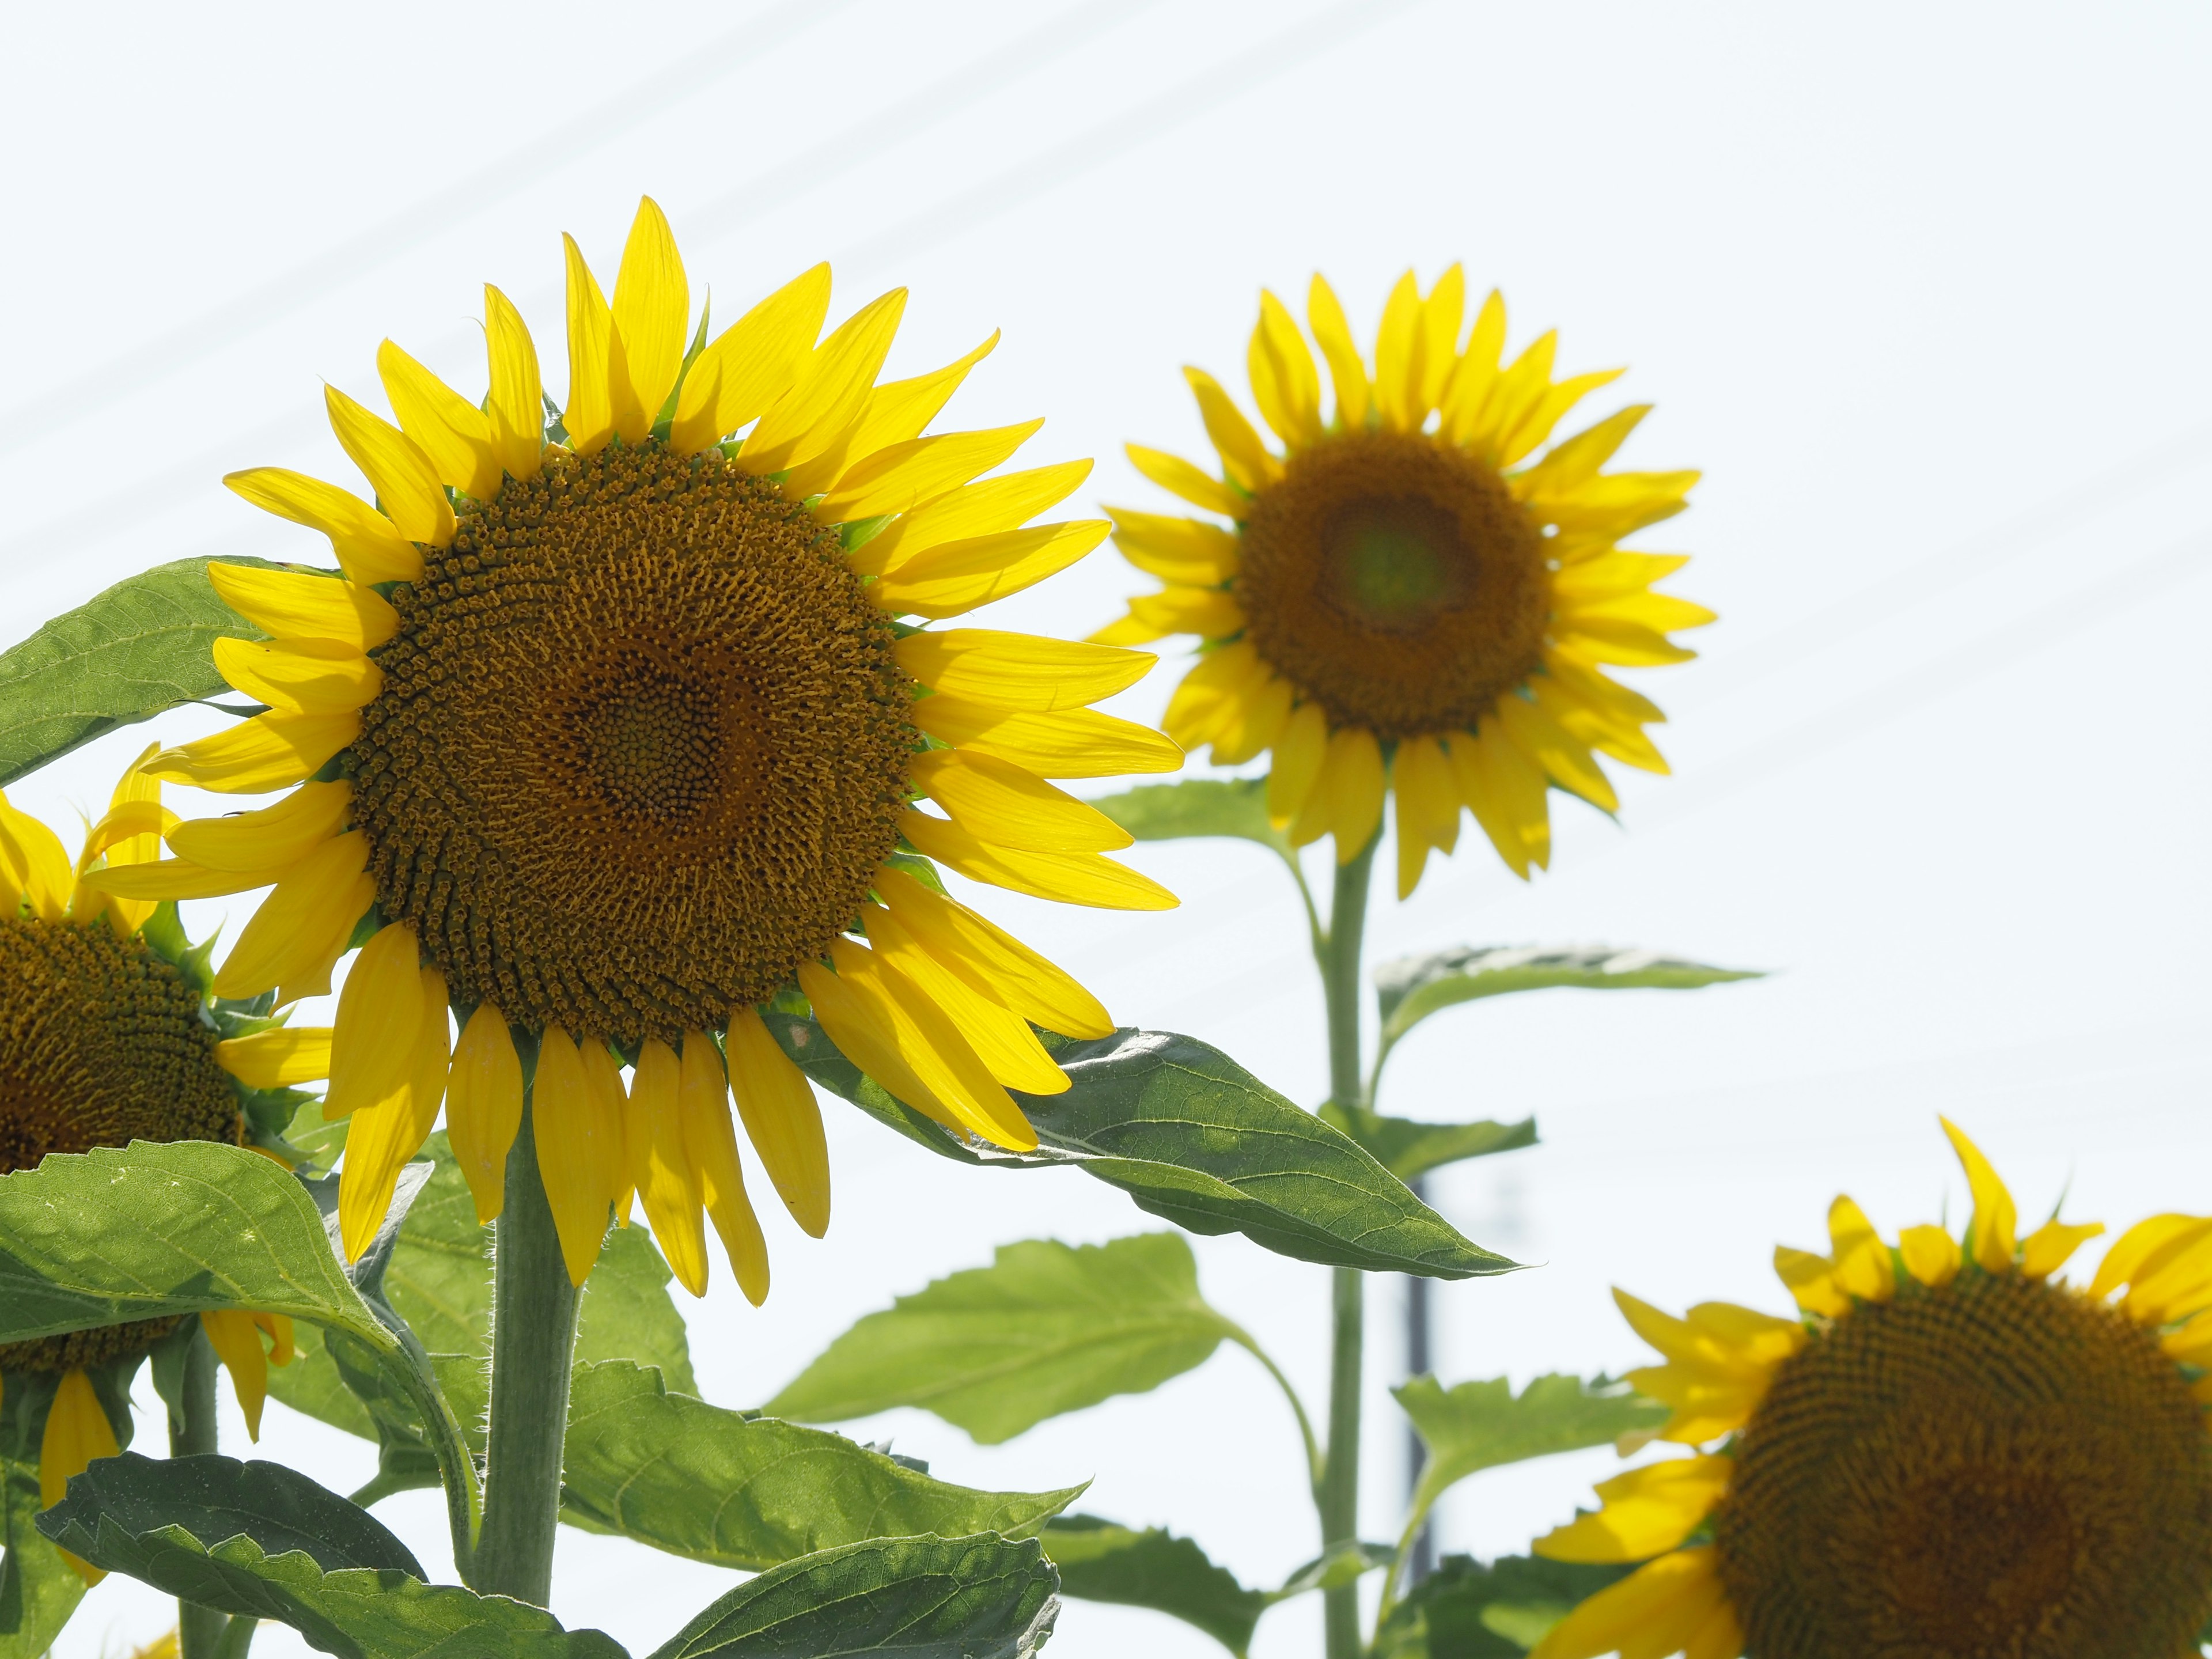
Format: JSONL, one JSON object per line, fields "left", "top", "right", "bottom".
{"left": 168, "top": 1324, "right": 227, "bottom": 1659}
{"left": 1316, "top": 834, "right": 1378, "bottom": 1659}
{"left": 475, "top": 1102, "right": 582, "bottom": 1604}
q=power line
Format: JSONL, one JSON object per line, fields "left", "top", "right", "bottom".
{"left": 0, "top": 0, "right": 863, "bottom": 454}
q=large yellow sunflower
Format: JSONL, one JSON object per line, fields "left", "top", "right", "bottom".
{"left": 1, "top": 757, "right": 306, "bottom": 1581}
{"left": 1096, "top": 269, "right": 1711, "bottom": 897}
{"left": 1527, "top": 1120, "right": 2212, "bottom": 1659}
{"left": 97, "top": 198, "right": 1180, "bottom": 1300}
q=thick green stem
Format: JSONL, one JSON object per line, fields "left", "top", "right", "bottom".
{"left": 1316, "top": 836, "right": 1377, "bottom": 1659}
{"left": 171, "top": 1327, "right": 225, "bottom": 1659}
{"left": 475, "top": 1104, "right": 582, "bottom": 1606}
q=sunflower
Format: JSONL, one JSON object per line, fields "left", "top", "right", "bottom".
{"left": 1095, "top": 269, "right": 1710, "bottom": 897}
{"left": 1526, "top": 1120, "right": 2212, "bottom": 1659}
{"left": 0, "top": 758, "right": 309, "bottom": 1582}
{"left": 99, "top": 197, "right": 1180, "bottom": 1301}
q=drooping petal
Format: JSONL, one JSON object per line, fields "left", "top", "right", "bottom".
{"left": 631, "top": 1038, "right": 707, "bottom": 1296}
{"left": 1392, "top": 733, "right": 1461, "bottom": 899}
{"left": 1267, "top": 700, "right": 1330, "bottom": 827}
{"left": 40, "top": 1369, "right": 119, "bottom": 1583}
{"left": 678, "top": 1034, "right": 769, "bottom": 1305}
{"left": 725, "top": 1008, "right": 830, "bottom": 1237}
{"left": 1528, "top": 1548, "right": 1729, "bottom": 1659}
{"left": 577, "top": 1039, "right": 634, "bottom": 1227}
{"left": 1322, "top": 726, "right": 1385, "bottom": 862}
{"left": 447, "top": 1002, "right": 524, "bottom": 1225}
{"left": 900, "top": 810, "right": 1176, "bottom": 911}
{"left": 534, "top": 1027, "right": 611, "bottom": 1287}
{"left": 0, "top": 794, "right": 74, "bottom": 922}
{"left": 863, "top": 902, "right": 1069, "bottom": 1095}
{"left": 338, "top": 968, "right": 449, "bottom": 1262}
{"left": 871, "top": 863, "right": 1112, "bottom": 1039}
{"left": 199, "top": 1310, "right": 273, "bottom": 1440}
{"left": 324, "top": 923, "right": 424, "bottom": 1120}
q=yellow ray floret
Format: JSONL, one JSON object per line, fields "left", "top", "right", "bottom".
{"left": 1100, "top": 266, "right": 1709, "bottom": 897}
{"left": 156, "top": 196, "right": 1174, "bottom": 1302}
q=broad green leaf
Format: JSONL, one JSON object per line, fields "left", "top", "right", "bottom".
{"left": 1317, "top": 1107, "right": 1536, "bottom": 1184}
{"left": 770, "top": 1021, "right": 1516, "bottom": 1280}
{"left": 0, "top": 1141, "right": 392, "bottom": 1353}
{"left": 768, "top": 1234, "right": 1239, "bottom": 1443}
{"left": 40, "top": 1453, "right": 619, "bottom": 1659}
{"left": 647, "top": 1533, "right": 1058, "bottom": 1659}
{"left": 1373, "top": 1554, "right": 1630, "bottom": 1659}
{"left": 1396, "top": 1375, "right": 1665, "bottom": 1543}
{"left": 1043, "top": 1516, "right": 1266, "bottom": 1656}
{"left": 1, "top": 1448, "right": 82, "bottom": 1659}
{"left": 560, "top": 1361, "right": 1084, "bottom": 1573}
{"left": 1272, "top": 1541, "right": 1396, "bottom": 1600}
{"left": 0, "top": 556, "right": 277, "bottom": 788}
{"left": 1089, "top": 778, "right": 1291, "bottom": 861}
{"left": 1374, "top": 946, "right": 1762, "bottom": 1067}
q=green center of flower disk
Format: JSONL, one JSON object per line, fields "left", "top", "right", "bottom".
{"left": 1714, "top": 1271, "right": 2212, "bottom": 1659}
{"left": 1233, "top": 428, "right": 1551, "bottom": 741}
{"left": 0, "top": 916, "right": 232, "bottom": 1373}
{"left": 350, "top": 442, "right": 918, "bottom": 1047}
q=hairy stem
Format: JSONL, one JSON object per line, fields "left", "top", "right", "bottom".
{"left": 170, "top": 1327, "right": 224, "bottom": 1659}
{"left": 474, "top": 1104, "right": 582, "bottom": 1606}
{"left": 1317, "top": 835, "right": 1377, "bottom": 1659}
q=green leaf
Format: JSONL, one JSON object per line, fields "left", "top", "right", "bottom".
{"left": 1374, "top": 945, "right": 1762, "bottom": 1066}
{"left": 559, "top": 1361, "right": 1084, "bottom": 1573}
{"left": 1317, "top": 1107, "right": 1536, "bottom": 1184}
{"left": 0, "top": 556, "right": 278, "bottom": 788}
{"left": 769, "top": 1020, "right": 1516, "bottom": 1280}
{"left": 1, "top": 1446, "right": 83, "bottom": 1659}
{"left": 647, "top": 1533, "right": 1058, "bottom": 1659}
{"left": 1043, "top": 1516, "right": 1267, "bottom": 1656}
{"left": 1089, "top": 777, "right": 1291, "bottom": 861}
{"left": 768, "top": 1234, "right": 1238, "bottom": 1444}
{"left": 0, "top": 1141, "right": 393, "bottom": 1353}
{"left": 1396, "top": 1375, "right": 1666, "bottom": 1540}
{"left": 1374, "top": 1554, "right": 1631, "bottom": 1659}
{"left": 1272, "top": 1541, "right": 1396, "bottom": 1600}
{"left": 39, "top": 1454, "right": 620, "bottom": 1659}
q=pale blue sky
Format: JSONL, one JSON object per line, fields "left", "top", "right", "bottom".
{"left": 5, "top": 4, "right": 2209, "bottom": 1657}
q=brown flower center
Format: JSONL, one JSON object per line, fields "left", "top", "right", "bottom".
{"left": 1713, "top": 1271, "right": 2212, "bottom": 1659}
{"left": 350, "top": 444, "right": 915, "bottom": 1045}
{"left": 1234, "top": 429, "right": 1550, "bottom": 740}
{"left": 0, "top": 916, "right": 232, "bottom": 1374}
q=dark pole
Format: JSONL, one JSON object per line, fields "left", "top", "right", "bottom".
{"left": 1405, "top": 1174, "right": 1435, "bottom": 1585}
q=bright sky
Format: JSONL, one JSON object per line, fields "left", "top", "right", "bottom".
{"left": 5, "top": 4, "right": 2209, "bottom": 1657}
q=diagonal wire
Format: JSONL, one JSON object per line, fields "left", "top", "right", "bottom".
{"left": 0, "top": 0, "right": 864, "bottom": 454}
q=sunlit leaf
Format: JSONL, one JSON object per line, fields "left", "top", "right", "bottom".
{"left": 1043, "top": 1516, "right": 1267, "bottom": 1656}
{"left": 1317, "top": 1107, "right": 1536, "bottom": 1184}
{"left": 1373, "top": 1553, "right": 1631, "bottom": 1659}
{"left": 1089, "top": 777, "right": 1291, "bottom": 861}
{"left": 1397, "top": 1374, "right": 1665, "bottom": 1537}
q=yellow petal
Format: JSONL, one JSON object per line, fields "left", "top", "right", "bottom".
{"left": 817, "top": 419, "right": 1044, "bottom": 522}
{"left": 222, "top": 469, "right": 423, "bottom": 585}
{"left": 79, "top": 856, "right": 273, "bottom": 902}
{"left": 1306, "top": 274, "right": 1370, "bottom": 432}
{"left": 1419, "top": 266, "right": 1465, "bottom": 414}
{"left": 1501, "top": 368, "right": 1627, "bottom": 469}
{"left": 1517, "top": 403, "right": 1650, "bottom": 496}
{"left": 213, "top": 637, "right": 381, "bottom": 716}
{"left": 1495, "top": 694, "right": 1619, "bottom": 813}
{"left": 911, "top": 694, "right": 1182, "bottom": 778}
{"left": 376, "top": 339, "right": 499, "bottom": 502}
{"left": 1438, "top": 289, "right": 1507, "bottom": 445}
{"left": 677, "top": 1033, "right": 768, "bottom": 1305}
{"left": 853, "top": 461, "right": 1094, "bottom": 577}
{"left": 40, "top": 1368, "right": 121, "bottom": 1572}
{"left": 631, "top": 1037, "right": 707, "bottom": 1296}
{"left": 869, "top": 520, "right": 1110, "bottom": 619}
{"left": 1899, "top": 1223, "right": 1961, "bottom": 1287}
{"left": 214, "top": 831, "right": 372, "bottom": 999}
{"left": 1531, "top": 469, "right": 1700, "bottom": 540}
{"left": 1182, "top": 367, "right": 1279, "bottom": 493}
{"left": 1535, "top": 1456, "right": 1733, "bottom": 1563}
{"left": 1247, "top": 289, "right": 1323, "bottom": 449}
{"left": 1445, "top": 721, "right": 1541, "bottom": 879}
{"left": 1207, "top": 669, "right": 1291, "bottom": 767}
{"left": 1372, "top": 271, "right": 1425, "bottom": 434}
{"left": 2092, "top": 1213, "right": 2212, "bottom": 1300}
{"left": 1772, "top": 1245, "right": 1849, "bottom": 1319}
{"left": 798, "top": 955, "right": 972, "bottom": 1138}
{"left": 1827, "top": 1195, "right": 1896, "bottom": 1302}
{"left": 560, "top": 234, "right": 615, "bottom": 454}
{"left": 1162, "top": 642, "right": 1267, "bottom": 749}
{"left": 893, "top": 628, "right": 1151, "bottom": 713}
{"left": 323, "top": 385, "right": 454, "bottom": 549}
{"left": 840, "top": 331, "right": 999, "bottom": 459}
{"left": 169, "top": 781, "right": 351, "bottom": 873}
{"left": 534, "top": 1027, "right": 611, "bottom": 1286}
{"left": 668, "top": 263, "right": 830, "bottom": 454}
{"left": 741, "top": 289, "right": 906, "bottom": 473}
{"left": 863, "top": 902, "right": 1069, "bottom": 1096}
{"left": 1574, "top": 591, "right": 1718, "bottom": 635}
{"left": 725, "top": 1007, "right": 831, "bottom": 1238}
{"left": 448, "top": 1003, "right": 523, "bottom": 1225}
{"left": 911, "top": 748, "right": 1130, "bottom": 853}
{"left": 1126, "top": 443, "right": 1244, "bottom": 518}
{"left": 199, "top": 1310, "right": 272, "bottom": 1440}
{"left": 325, "top": 923, "right": 425, "bottom": 1120}
{"left": 578, "top": 1039, "right": 634, "bottom": 1227}
{"left": 337, "top": 969, "right": 448, "bottom": 1263}
{"left": 1684, "top": 1597, "right": 1745, "bottom": 1659}
{"left": 1127, "top": 587, "right": 1244, "bottom": 641}
{"left": 1940, "top": 1116, "right": 2017, "bottom": 1273}
{"left": 1266, "top": 700, "right": 1329, "bottom": 826}
{"left": 900, "top": 810, "right": 1177, "bottom": 911}
{"left": 1528, "top": 1548, "right": 1726, "bottom": 1659}
{"left": 208, "top": 563, "right": 397, "bottom": 652}
{"left": 215, "top": 1026, "right": 333, "bottom": 1089}
{"left": 483, "top": 284, "right": 544, "bottom": 483}
{"left": 0, "top": 795, "right": 74, "bottom": 922}
{"left": 872, "top": 863, "right": 1112, "bottom": 1039}
{"left": 1392, "top": 733, "right": 1460, "bottom": 899}
{"left": 142, "top": 710, "right": 358, "bottom": 794}
{"left": 1323, "top": 726, "right": 1385, "bottom": 863}
{"left": 2021, "top": 1217, "right": 2105, "bottom": 1281}
{"left": 608, "top": 196, "right": 688, "bottom": 444}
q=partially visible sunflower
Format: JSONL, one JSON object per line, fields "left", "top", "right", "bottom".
{"left": 0, "top": 756, "right": 314, "bottom": 1582}
{"left": 1527, "top": 1120, "right": 2212, "bottom": 1659}
{"left": 98, "top": 198, "right": 1180, "bottom": 1300}
{"left": 1096, "top": 269, "right": 1710, "bottom": 897}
